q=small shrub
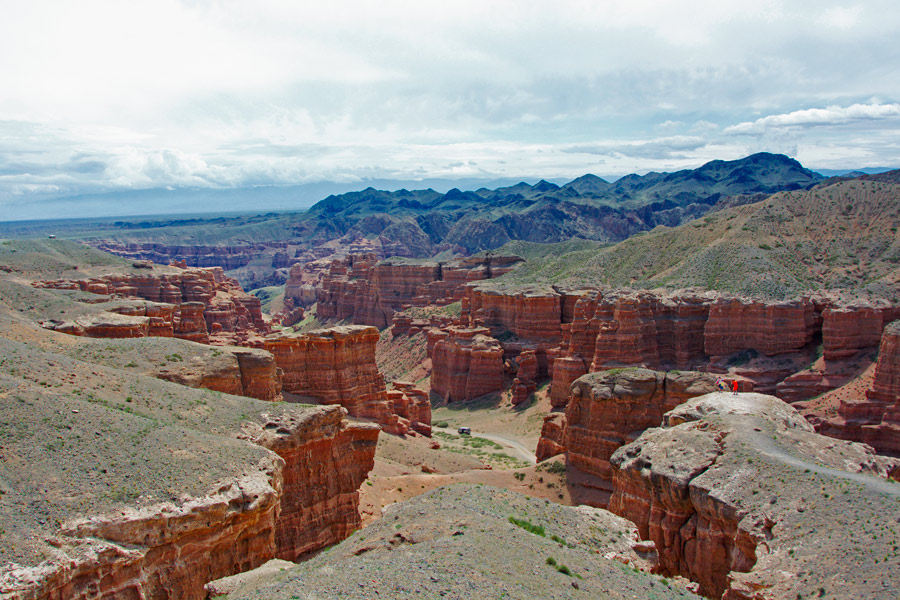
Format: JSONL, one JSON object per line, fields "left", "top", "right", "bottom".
{"left": 508, "top": 516, "right": 545, "bottom": 537}
{"left": 434, "top": 421, "right": 449, "bottom": 428}
{"left": 556, "top": 564, "right": 573, "bottom": 576}
{"left": 513, "top": 472, "right": 525, "bottom": 481}
{"left": 546, "top": 557, "right": 557, "bottom": 566}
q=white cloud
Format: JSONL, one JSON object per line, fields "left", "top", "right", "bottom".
{"left": 1, "top": 1, "right": 900, "bottom": 216}
{"left": 724, "top": 103, "right": 900, "bottom": 134}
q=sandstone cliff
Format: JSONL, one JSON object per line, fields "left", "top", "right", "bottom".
{"left": 609, "top": 392, "right": 900, "bottom": 599}
{"left": 819, "top": 320, "right": 900, "bottom": 454}
{"left": 242, "top": 406, "right": 379, "bottom": 561}
{"left": 560, "top": 369, "right": 718, "bottom": 506}
{"left": 316, "top": 254, "right": 521, "bottom": 328}
{"left": 0, "top": 338, "right": 378, "bottom": 600}
{"left": 34, "top": 265, "right": 271, "bottom": 344}
{"left": 264, "top": 325, "right": 429, "bottom": 435}
{"left": 430, "top": 326, "right": 504, "bottom": 402}
{"left": 461, "top": 283, "right": 897, "bottom": 406}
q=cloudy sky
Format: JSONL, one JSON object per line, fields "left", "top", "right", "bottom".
{"left": 2, "top": 0, "right": 900, "bottom": 219}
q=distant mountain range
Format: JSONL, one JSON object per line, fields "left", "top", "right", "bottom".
{"left": 0, "top": 153, "right": 835, "bottom": 287}
{"left": 304, "top": 152, "right": 823, "bottom": 253}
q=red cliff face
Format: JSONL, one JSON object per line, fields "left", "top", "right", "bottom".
{"left": 264, "top": 325, "right": 420, "bottom": 435}
{"left": 704, "top": 297, "right": 818, "bottom": 358}
{"left": 535, "top": 412, "right": 567, "bottom": 462}
{"left": 820, "top": 321, "right": 900, "bottom": 454}
{"left": 388, "top": 382, "right": 433, "bottom": 436}
{"left": 34, "top": 266, "right": 270, "bottom": 343}
{"left": 4, "top": 405, "right": 379, "bottom": 600}
{"left": 316, "top": 254, "right": 522, "bottom": 329}
{"left": 608, "top": 392, "right": 900, "bottom": 600}
{"left": 461, "top": 283, "right": 897, "bottom": 406}
{"left": 430, "top": 326, "right": 504, "bottom": 402}
{"left": 155, "top": 347, "right": 283, "bottom": 401}
{"left": 561, "top": 369, "right": 719, "bottom": 506}
{"left": 821, "top": 303, "right": 900, "bottom": 360}
{"left": 244, "top": 406, "right": 379, "bottom": 562}
{"left": 463, "top": 285, "right": 562, "bottom": 344}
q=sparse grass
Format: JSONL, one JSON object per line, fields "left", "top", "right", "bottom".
{"left": 508, "top": 516, "right": 545, "bottom": 537}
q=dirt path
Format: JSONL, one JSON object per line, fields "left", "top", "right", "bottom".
{"left": 745, "top": 429, "right": 900, "bottom": 497}
{"left": 434, "top": 427, "right": 537, "bottom": 464}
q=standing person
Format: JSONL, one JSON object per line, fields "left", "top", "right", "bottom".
{"left": 732, "top": 379, "right": 739, "bottom": 395}
{"left": 716, "top": 378, "right": 726, "bottom": 392}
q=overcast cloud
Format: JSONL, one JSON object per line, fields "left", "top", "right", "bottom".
{"left": 2, "top": 0, "right": 900, "bottom": 218}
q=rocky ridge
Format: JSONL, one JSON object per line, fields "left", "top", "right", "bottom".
{"left": 609, "top": 392, "right": 900, "bottom": 599}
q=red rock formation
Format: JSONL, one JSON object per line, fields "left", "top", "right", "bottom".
{"left": 608, "top": 392, "right": 900, "bottom": 599}
{"left": 316, "top": 254, "right": 521, "bottom": 329}
{"left": 430, "top": 327, "right": 504, "bottom": 402}
{"left": 3, "top": 405, "right": 379, "bottom": 600}
{"left": 536, "top": 412, "right": 567, "bottom": 461}
{"left": 562, "top": 369, "right": 718, "bottom": 506}
{"left": 174, "top": 301, "right": 209, "bottom": 343}
{"left": 549, "top": 356, "right": 588, "bottom": 407}
{"left": 463, "top": 285, "right": 562, "bottom": 343}
{"left": 264, "top": 325, "right": 414, "bottom": 435}
{"left": 245, "top": 406, "right": 380, "bottom": 562}
{"left": 388, "top": 382, "right": 433, "bottom": 436}
{"left": 704, "top": 296, "right": 817, "bottom": 358}
{"left": 156, "top": 347, "right": 283, "bottom": 401}
{"left": 34, "top": 266, "right": 268, "bottom": 342}
{"left": 820, "top": 321, "right": 900, "bottom": 454}
{"left": 821, "top": 303, "right": 900, "bottom": 359}
{"left": 591, "top": 294, "right": 661, "bottom": 369}
{"left": 510, "top": 349, "right": 538, "bottom": 405}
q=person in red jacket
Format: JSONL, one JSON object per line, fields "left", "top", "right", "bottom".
{"left": 732, "top": 379, "right": 739, "bottom": 395}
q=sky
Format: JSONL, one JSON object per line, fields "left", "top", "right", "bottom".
{"left": 2, "top": 0, "right": 900, "bottom": 219}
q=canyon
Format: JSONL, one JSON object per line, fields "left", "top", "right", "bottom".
{"left": 0, "top": 319, "right": 379, "bottom": 599}
{"left": 313, "top": 253, "right": 522, "bottom": 328}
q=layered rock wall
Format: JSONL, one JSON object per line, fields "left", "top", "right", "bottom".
{"left": 608, "top": 392, "right": 900, "bottom": 599}
{"left": 317, "top": 254, "right": 522, "bottom": 328}
{"left": 460, "top": 283, "right": 897, "bottom": 405}
{"left": 820, "top": 321, "right": 900, "bottom": 454}
{"left": 264, "top": 325, "right": 422, "bottom": 435}
{"left": 561, "top": 369, "right": 718, "bottom": 505}
{"left": 430, "top": 327, "right": 504, "bottom": 402}
{"left": 246, "top": 406, "right": 379, "bottom": 562}
{"left": 3, "top": 406, "right": 379, "bottom": 600}
{"left": 35, "top": 266, "right": 271, "bottom": 344}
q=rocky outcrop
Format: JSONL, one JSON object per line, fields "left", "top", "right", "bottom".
{"left": 1, "top": 463, "right": 283, "bottom": 600}
{"left": 609, "top": 392, "right": 900, "bottom": 599}
{"left": 388, "top": 382, "right": 433, "bottom": 436}
{"left": 562, "top": 369, "right": 719, "bottom": 506}
{"left": 264, "top": 325, "right": 420, "bottom": 435}
{"left": 153, "top": 347, "right": 282, "bottom": 401}
{"left": 511, "top": 349, "right": 538, "bottom": 405}
{"left": 704, "top": 297, "right": 818, "bottom": 358}
{"left": 430, "top": 327, "right": 504, "bottom": 402}
{"left": 463, "top": 285, "right": 562, "bottom": 343}
{"left": 820, "top": 321, "right": 900, "bottom": 454}
{"left": 461, "top": 283, "right": 898, "bottom": 404}
{"left": 1, "top": 405, "right": 379, "bottom": 600}
{"left": 317, "top": 254, "right": 522, "bottom": 328}
{"left": 243, "top": 406, "right": 379, "bottom": 562}
{"left": 34, "top": 266, "right": 271, "bottom": 344}
{"left": 535, "top": 412, "right": 566, "bottom": 461}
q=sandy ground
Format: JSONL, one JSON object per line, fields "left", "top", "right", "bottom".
{"left": 358, "top": 430, "right": 569, "bottom": 527}
{"left": 431, "top": 384, "right": 553, "bottom": 452}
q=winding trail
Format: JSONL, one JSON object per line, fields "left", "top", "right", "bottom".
{"left": 433, "top": 427, "right": 538, "bottom": 465}
{"left": 744, "top": 429, "right": 900, "bottom": 497}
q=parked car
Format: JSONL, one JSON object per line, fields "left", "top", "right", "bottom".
{"left": 457, "top": 426, "right": 471, "bottom": 436}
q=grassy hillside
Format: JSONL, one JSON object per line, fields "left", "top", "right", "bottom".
{"left": 488, "top": 178, "right": 900, "bottom": 301}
